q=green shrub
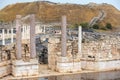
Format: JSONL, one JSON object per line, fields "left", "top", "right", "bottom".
{"left": 105, "top": 23, "right": 112, "bottom": 30}
{"left": 92, "top": 24, "right": 99, "bottom": 29}
{"left": 80, "top": 22, "right": 89, "bottom": 29}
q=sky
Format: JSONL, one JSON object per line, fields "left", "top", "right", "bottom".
{"left": 0, "top": 0, "right": 120, "bottom": 10}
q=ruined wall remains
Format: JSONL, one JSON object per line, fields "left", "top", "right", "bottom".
{"left": 82, "top": 35, "right": 120, "bottom": 60}
{"left": 48, "top": 37, "right": 81, "bottom": 72}
{"left": 48, "top": 33, "right": 120, "bottom": 71}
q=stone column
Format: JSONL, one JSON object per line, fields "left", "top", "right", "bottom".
{"left": 22, "top": 26, "right": 25, "bottom": 39}
{"left": 25, "top": 25, "right": 27, "bottom": 39}
{"left": 2, "top": 29, "right": 5, "bottom": 45}
{"left": 7, "top": 29, "right": 9, "bottom": 38}
{"left": 43, "top": 25, "right": 45, "bottom": 34}
{"left": 61, "top": 16, "right": 67, "bottom": 57}
{"left": 16, "top": 15, "right": 22, "bottom": 60}
{"left": 78, "top": 26, "right": 82, "bottom": 56}
{"left": 11, "top": 28, "right": 14, "bottom": 43}
{"left": 30, "top": 14, "right": 36, "bottom": 59}
{"left": 27, "top": 25, "right": 30, "bottom": 39}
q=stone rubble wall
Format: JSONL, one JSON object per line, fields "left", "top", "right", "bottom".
{"left": 48, "top": 34, "right": 120, "bottom": 72}
{"left": 82, "top": 36, "right": 120, "bottom": 59}
{"left": 48, "top": 37, "right": 81, "bottom": 72}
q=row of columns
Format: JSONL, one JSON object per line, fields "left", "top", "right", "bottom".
{"left": 15, "top": 15, "right": 82, "bottom": 59}
{"left": 16, "top": 14, "right": 36, "bottom": 60}
{"left": 61, "top": 15, "right": 82, "bottom": 57}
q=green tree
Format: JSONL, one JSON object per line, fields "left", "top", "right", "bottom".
{"left": 92, "top": 24, "right": 99, "bottom": 29}
{"left": 105, "top": 23, "right": 112, "bottom": 30}
{"left": 80, "top": 22, "right": 89, "bottom": 29}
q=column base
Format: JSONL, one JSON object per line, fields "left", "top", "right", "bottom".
{"left": 0, "top": 60, "right": 11, "bottom": 78}
{"left": 56, "top": 56, "right": 81, "bottom": 73}
{"left": 12, "top": 59, "right": 39, "bottom": 77}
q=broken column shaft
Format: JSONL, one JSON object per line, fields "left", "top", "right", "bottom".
{"left": 30, "top": 14, "right": 36, "bottom": 59}
{"left": 16, "top": 15, "right": 22, "bottom": 60}
{"left": 2, "top": 29, "right": 5, "bottom": 45}
{"left": 78, "top": 26, "right": 82, "bottom": 56}
{"left": 11, "top": 28, "right": 14, "bottom": 43}
{"left": 61, "top": 16, "right": 67, "bottom": 57}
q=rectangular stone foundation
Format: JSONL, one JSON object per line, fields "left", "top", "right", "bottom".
{"left": 56, "top": 56, "right": 81, "bottom": 73}
{"left": 12, "top": 59, "right": 39, "bottom": 77}
{"left": 81, "top": 59, "right": 120, "bottom": 71}
{"left": 0, "top": 60, "right": 11, "bottom": 78}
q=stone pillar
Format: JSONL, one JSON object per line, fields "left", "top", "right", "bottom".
{"left": 78, "top": 26, "right": 82, "bottom": 56}
{"left": 61, "top": 15, "right": 67, "bottom": 57}
{"left": 27, "top": 25, "right": 30, "bottom": 39}
{"left": 7, "top": 29, "right": 9, "bottom": 38}
{"left": 30, "top": 14, "right": 36, "bottom": 59}
{"left": 11, "top": 28, "right": 14, "bottom": 43}
{"left": 22, "top": 26, "right": 25, "bottom": 39}
{"left": 43, "top": 25, "right": 45, "bottom": 34}
{"left": 25, "top": 25, "right": 27, "bottom": 39}
{"left": 16, "top": 15, "right": 22, "bottom": 60}
{"left": 2, "top": 29, "right": 5, "bottom": 45}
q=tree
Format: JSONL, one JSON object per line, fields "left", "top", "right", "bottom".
{"left": 105, "top": 23, "right": 112, "bottom": 30}
{"left": 80, "top": 22, "right": 89, "bottom": 29}
{"left": 92, "top": 24, "right": 99, "bottom": 29}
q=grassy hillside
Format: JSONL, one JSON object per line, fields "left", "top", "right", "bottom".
{"left": 0, "top": 1, "right": 120, "bottom": 28}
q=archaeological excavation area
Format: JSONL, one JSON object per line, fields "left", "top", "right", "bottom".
{"left": 0, "top": 14, "right": 120, "bottom": 79}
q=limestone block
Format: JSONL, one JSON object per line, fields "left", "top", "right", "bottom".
{"left": 48, "top": 38, "right": 60, "bottom": 44}
{"left": 57, "top": 62, "right": 81, "bottom": 72}
{"left": 28, "top": 70, "right": 39, "bottom": 76}
{"left": 56, "top": 56, "right": 81, "bottom": 72}
{"left": 12, "top": 59, "right": 39, "bottom": 77}
{"left": 81, "top": 59, "right": 120, "bottom": 71}
{"left": 0, "top": 60, "right": 11, "bottom": 78}
{"left": 32, "top": 65, "right": 39, "bottom": 70}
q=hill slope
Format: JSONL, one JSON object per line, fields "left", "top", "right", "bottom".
{"left": 0, "top": 1, "right": 120, "bottom": 27}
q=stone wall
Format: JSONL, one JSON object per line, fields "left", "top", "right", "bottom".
{"left": 82, "top": 35, "right": 120, "bottom": 60}
{"left": 48, "top": 37, "right": 61, "bottom": 71}
{"left": 48, "top": 37, "right": 81, "bottom": 72}
{"left": 48, "top": 33, "right": 120, "bottom": 72}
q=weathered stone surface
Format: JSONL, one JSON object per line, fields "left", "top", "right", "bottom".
{"left": 48, "top": 37, "right": 60, "bottom": 44}
{"left": 12, "top": 59, "right": 39, "bottom": 77}
{"left": 56, "top": 56, "right": 81, "bottom": 72}
{"left": 0, "top": 60, "right": 11, "bottom": 78}
{"left": 81, "top": 59, "right": 120, "bottom": 71}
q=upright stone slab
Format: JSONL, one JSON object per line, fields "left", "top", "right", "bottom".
{"left": 48, "top": 37, "right": 61, "bottom": 70}
{"left": 2, "top": 29, "right": 5, "bottom": 45}
{"left": 11, "top": 28, "right": 14, "bottom": 43}
{"left": 78, "top": 26, "right": 82, "bottom": 56}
